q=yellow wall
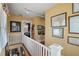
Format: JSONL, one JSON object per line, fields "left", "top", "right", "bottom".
{"left": 7, "top": 15, "right": 32, "bottom": 36}
{"left": 8, "top": 15, "right": 45, "bottom": 41}
{"left": 32, "top": 17, "right": 45, "bottom": 41}
{"left": 45, "top": 3, "right": 79, "bottom": 56}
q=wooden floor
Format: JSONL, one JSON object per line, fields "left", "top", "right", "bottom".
{"left": 5, "top": 43, "right": 30, "bottom": 56}
{"left": 24, "top": 49, "right": 30, "bottom": 56}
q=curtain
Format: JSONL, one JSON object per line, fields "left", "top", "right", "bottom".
{"left": 0, "top": 8, "right": 7, "bottom": 53}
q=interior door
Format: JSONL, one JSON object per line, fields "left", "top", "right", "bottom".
{"left": 22, "top": 21, "right": 32, "bottom": 38}
{"left": 24, "top": 23, "right": 31, "bottom": 37}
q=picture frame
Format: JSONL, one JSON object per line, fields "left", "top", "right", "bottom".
{"left": 38, "top": 30, "right": 45, "bottom": 35}
{"left": 37, "top": 25, "right": 45, "bottom": 30}
{"left": 52, "top": 27, "right": 64, "bottom": 38}
{"left": 38, "top": 30, "right": 42, "bottom": 35}
{"left": 51, "top": 12, "right": 67, "bottom": 27}
{"left": 37, "top": 25, "right": 42, "bottom": 30}
{"left": 10, "top": 21, "right": 21, "bottom": 32}
{"left": 72, "top": 3, "right": 79, "bottom": 13}
{"left": 67, "top": 36, "right": 79, "bottom": 46}
{"left": 68, "top": 14, "right": 79, "bottom": 34}
{"left": 37, "top": 25, "right": 45, "bottom": 35}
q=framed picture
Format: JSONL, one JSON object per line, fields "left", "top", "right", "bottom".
{"left": 67, "top": 36, "right": 79, "bottom": 46}
{"left": 38, "top": 30, "right": 42, "bottom": 35}
{"left": 72, "top": 3, "right": 79, "bottom": 13}
{"left": 10, "top": 21, "right": 21, "bottom": 32}
{"left": 37, "top": 25, "right": 45, "bottom": 30}
{"left": 38, "top": 30, "right": 45, "bottom": 35}
{"left": 37, "top": 25, "right": 45, "bottom": 35}
{"left": 51, "top": 12, "right": 67, "bottom": 27}
{"left": 52, "top": 27, "right": 64, "bottom": 38}
{"left": 68, "top": 14, "right": 79, "bottom": 34}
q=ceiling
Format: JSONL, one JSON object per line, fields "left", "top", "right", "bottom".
{"left": 7, "top": 3, "right": 56, "bottom": 17}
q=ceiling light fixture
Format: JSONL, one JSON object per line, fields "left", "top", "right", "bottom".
{"left": 25, "top": 8, "right": 44, "bottom": 17}
{"left": 25, "top": 10, "right": 30, "bottom": 14}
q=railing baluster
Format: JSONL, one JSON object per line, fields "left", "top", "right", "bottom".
{"left": 43, "top": 47, "right": 45, "bottom": 56}
{"left": 42, "top": 47, "right": 43, "bottom": 56}
{"left": 8, "top": 34, "right": 22, "bottom": 45}
{"left": 44, "top": 49, "right": 46, "bottom": 56}
{"left": 8, "top": 34, "right": 51, "bottom": 56}
{"left": 37, "top": 44, "right": 39, "bottom": 56}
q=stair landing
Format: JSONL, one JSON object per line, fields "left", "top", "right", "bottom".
{"left": 5, "top": 43, "right": 30, "bottom": 56}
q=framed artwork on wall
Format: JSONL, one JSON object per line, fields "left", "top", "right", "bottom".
{"left": 38, "top": 30, "right": 45, "bottom": 35}
{"left": 37, "top": 25, "right": 45, "bottom": 30}
{"left": 37, "top": 25, "right": 45, "bottom": 35}
{"left": 68, "top": 14, "right": 79, "bottom": 34}
{"left": 10, "top": 21, "right": 21, "bottom": 32}
{"left": 51, "top": 12, "right": 67, "bottom": 27}
{"left": 67, "top": 36, "right": 79, "bottom": 46}
{"left": 52, "top": 27, "right": 64, "bottom": 38}
{"left": 72, "top": 3, "right": 79, "bottom": 13}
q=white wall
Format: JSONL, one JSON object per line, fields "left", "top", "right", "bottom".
{"left": 0, "top": 48, "right": 5, "bottom": 56}
{"left": 0, "top": 3, "right": 7, "bottom": 56}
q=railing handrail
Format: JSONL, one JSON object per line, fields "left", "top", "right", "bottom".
{"left": 22, "top": 35, "right": 51, "bottom": 56}
{"left": 23, "top": 35, "right": 50, "bottom": 50}
{"left": 8, "top": 34, "right": 51, "bottom": 56}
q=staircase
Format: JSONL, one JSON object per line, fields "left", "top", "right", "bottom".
{"left": 6, "top": 34, "right": 51, "bottom": 56}
{"left": 5, "top": 43, "right": 30, "bottom": 56}
{"left": 22, "top": 35, "right": 51, "bottom": 56}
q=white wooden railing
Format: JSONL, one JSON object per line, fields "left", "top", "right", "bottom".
{"left": 8, "top": 34, "right": 63, "bottom": 56}
{"left": 8, "top": 34, "right": 51, "bottom": 56}
{"left": 8, "top": 34, "right": 22, "bottom": 45}
{"left": 22, "top": 35, "right": 51, "bottom": 56}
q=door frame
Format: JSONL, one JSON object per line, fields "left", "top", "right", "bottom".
{"left": 22, "top": 20, "right": 32, "bottom": 38}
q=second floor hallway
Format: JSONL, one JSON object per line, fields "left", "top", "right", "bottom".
{"left": 1, "top": 3, "right": 79, "bottom": 56}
